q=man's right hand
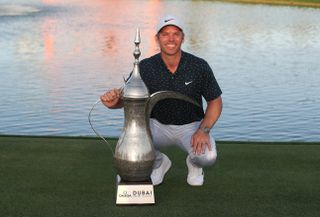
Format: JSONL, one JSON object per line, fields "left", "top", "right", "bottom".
{"left": 100, "top": 88, "right": 123, "bottom": 109}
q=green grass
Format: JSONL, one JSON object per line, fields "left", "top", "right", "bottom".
{"left": 0, "top": 136, "right": 319, "bottom": 217}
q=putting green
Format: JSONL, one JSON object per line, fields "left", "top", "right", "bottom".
{"left": 0, "top": 136, "right": 319, "bottom": 217}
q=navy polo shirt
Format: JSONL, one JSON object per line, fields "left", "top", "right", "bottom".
{"left": 139, "top": 51, "right": 222, "bottom": 125}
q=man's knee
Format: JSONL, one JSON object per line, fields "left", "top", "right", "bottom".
{"left": 190, "top": 150, "right": 217, "bottom": 167}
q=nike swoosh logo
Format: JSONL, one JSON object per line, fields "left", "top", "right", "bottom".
{"left": 164, "top": 18, "right": 174, "bottom": 23}
{"left": 185, "top": 81, "right": 193, "bottom": 86}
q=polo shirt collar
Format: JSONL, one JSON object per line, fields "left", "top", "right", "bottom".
{"left": 156, "top": 51, "right": 186, "bottom": 75}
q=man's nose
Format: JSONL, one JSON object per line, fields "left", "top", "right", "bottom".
{"left": 168, "top": 34, "right": 175, "bottom": 41}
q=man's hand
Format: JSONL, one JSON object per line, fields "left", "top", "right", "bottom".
{"left": 191, "top": 129, "right": 212, "bottom": 155}
{"left": 190, "top": 97, "right": 222, "bottom": 155}
{"left": 100, "top": 88, "right": 123, "bottom": 109}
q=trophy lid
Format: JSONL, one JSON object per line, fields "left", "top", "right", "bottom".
{"left": 122, "top": 29, "right": 149, "bottom": 99}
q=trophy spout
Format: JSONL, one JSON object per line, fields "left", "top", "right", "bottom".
{"left": 146, "top": 91, "right": 201, "bottom": 119}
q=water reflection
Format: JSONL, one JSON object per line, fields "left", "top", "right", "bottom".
{"left": 0, "top": 0, "right": 319, "bottom": 141}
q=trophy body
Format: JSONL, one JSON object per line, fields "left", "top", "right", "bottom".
{"left": 114, "top": 99, "right": 154, "bottom": 182}
{"left": 114, "top": 29, "right": 155, "bottom": 205}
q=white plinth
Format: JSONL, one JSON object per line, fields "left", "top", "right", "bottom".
{"left": 116, "top": 180, "right": 155, "bottom": 205}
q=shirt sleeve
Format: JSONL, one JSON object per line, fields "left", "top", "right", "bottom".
{"left": 201, "top": 61, "right": 222, "bottom": 101}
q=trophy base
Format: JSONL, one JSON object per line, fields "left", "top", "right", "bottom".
{"left": 116, "top": 178, "right": 155, "bottom": 205}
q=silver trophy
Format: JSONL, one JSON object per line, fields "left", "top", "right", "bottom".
{"left": 112, "top": 29, "right": 200, "bottom": 205}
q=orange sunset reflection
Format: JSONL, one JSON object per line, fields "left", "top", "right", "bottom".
{"left": 42, "top": 19, "right": 56, "bottom": 61}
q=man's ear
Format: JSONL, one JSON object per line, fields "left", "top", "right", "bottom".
{"left": 155, "top": 34, "right": 159, "bottom": 44}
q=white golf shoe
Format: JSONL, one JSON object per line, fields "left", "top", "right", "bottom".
{"left": 186, "top": 155, "right": 204, "bottom": 186}
{"left": 151, "top": 153, "right": 172, "bottom": 186}
{"left": 116, "top": 174, "right": 121, "bottom": 184}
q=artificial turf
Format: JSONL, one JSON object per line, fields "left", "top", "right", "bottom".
{"left": 0, "top": 136, "right": 319, "bottom": 217}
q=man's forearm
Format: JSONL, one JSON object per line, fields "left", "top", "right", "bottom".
{"left": 199, "top": 96, "right": 223, "bottom": 129}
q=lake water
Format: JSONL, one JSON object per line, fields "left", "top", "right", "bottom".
{"left": 1, "top": 0, "right": 320, "bottom": 142}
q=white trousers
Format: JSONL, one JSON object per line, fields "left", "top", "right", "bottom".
{"left": 149, "top": 118, "right": 217, "bottom": 169}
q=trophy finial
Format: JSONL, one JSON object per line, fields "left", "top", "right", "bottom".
{"left": 133, "top": 28, "right": 141, "bottom": 61}
{"left": 122, "top": 28, "right": 149, "bottom": 99}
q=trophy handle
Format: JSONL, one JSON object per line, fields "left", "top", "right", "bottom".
{"left": 88, "top": 99, "right": 115, "bottom": 155}
{"left": 146, "top": 91, "right": 201, "bottom": 119}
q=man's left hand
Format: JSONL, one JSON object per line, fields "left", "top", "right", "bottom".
{"left": 191, "top": 129, "right": 212, "bottom": 155}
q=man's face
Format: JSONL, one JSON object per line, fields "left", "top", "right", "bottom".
{"left": 157, "top": 25, "right": 184, "bottom": 56}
